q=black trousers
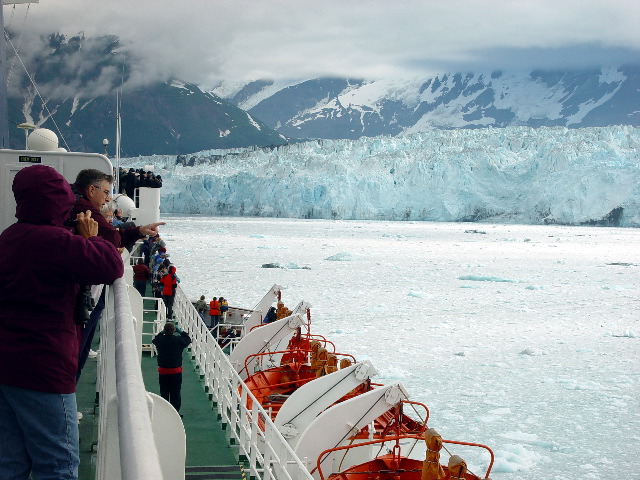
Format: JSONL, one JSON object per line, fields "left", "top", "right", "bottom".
{"left": 159, "top": 372, "right": 183, "bottom": 412}
{"left": 163, "top": 294, "right": 175, "bottom": 318}
{"left": 76, "top": 288, "right": 106, "bottom": 382}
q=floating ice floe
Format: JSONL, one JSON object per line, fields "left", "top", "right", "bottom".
{"left": 492, "top": 443, "right": 545, "bottom": 473}
{"left": 602, "top": 285, "right": 632, "bottom": 290}
{"left": 284, "top": 262, "right": 310, "bottom": 270}
{"left": 260, "top": 262, "right": 310, "bottom": 270}
{"left": 458, "top": 275, "right": 517, "bottom": 283}
{"left": 325, "top": 252, "right": 357, "bottom": 261}
{"left": 519, "top": 348, "right": 547, "bottom": 356}
{"left": 605, "top": 330, "right": 636, "bottom": 338}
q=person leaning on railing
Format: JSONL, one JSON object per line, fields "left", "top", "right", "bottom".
{"left": 70, "top": 169, "right": 165, "bottom": 382}
{"left": 71, "top": 169, "right": 164, "bottom": 251}
{"left": 0, "top": 165, "right": 124, "bottom": 480}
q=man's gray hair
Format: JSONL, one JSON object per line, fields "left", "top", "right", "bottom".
{"left": 75, "top": 169, "right": 114, "bottom": 190}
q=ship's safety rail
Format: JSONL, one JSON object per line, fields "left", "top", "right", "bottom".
{"left": 174, "top": 285, "right": 315, "bottom": 480}
{"left": 96, "top": 278, "right": 170, "bottom": 479}
{"left": 140, "top": 297, "right": 166, "bottom": 356}
{"left": 128, "top": 243, "right": 165, "bottom": 355}
{"left": 210, "top": 306, "right": 255, "bottom": 353}
{"left": 94, "top": 247, "right": 186, "bottom": 480}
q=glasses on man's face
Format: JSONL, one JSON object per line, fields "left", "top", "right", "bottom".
{"left": 92, "top": 184, "right": 111, "bottom": 197}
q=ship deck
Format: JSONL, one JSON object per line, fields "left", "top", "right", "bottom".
{"left": 76, "top": 289, "right": 244, "bottom": 480}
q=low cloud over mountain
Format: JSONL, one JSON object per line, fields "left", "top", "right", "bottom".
{"left": 6, "top": 31, "right": 639, "bottom": 156}
{"left": 6, "top": 33, "right": 286, "bottom": 156}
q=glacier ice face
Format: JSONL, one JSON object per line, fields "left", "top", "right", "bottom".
{"left": 123, "top": 126, "right": 640, "bottom": 226}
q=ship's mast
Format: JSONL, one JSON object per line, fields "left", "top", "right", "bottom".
{"left": 0, "top": 2, "right": 9, "bottom": 147}
{"left": 1, "top": 1, "right": 39, "bottom": 148}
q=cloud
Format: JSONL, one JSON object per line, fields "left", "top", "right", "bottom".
{"left": 10, "top": 0, "right": 640, "bottom": 86}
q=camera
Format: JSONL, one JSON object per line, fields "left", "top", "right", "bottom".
{"left": 75, "top": 286, "right": 95, "bottom": 325}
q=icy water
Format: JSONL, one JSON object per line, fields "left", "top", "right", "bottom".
{"left": 160, "top": 216, "right": 639, "bottom": 479}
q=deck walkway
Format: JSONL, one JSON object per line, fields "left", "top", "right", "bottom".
{"left": 76, "top": 286, "right": 242, "bottom": 480}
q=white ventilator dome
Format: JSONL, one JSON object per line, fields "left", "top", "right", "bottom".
{"left": 27, "top": 128, "right": 59, "bottom": 151}
{"left": 112, "top": 194, "right": 136, "bottom": 219}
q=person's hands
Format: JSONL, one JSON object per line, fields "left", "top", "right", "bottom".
{"left": 76, "top": 210, "right": 98, "bottom": 239}
{"left": 139, "top": 222, "right": 166, "bottom": 236}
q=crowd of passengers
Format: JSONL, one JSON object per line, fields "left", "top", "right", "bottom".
{"left": 117, "top": 167, "right": 162, "bottom": 196}
{"left": 130, "top": 233, "right": 180, "bottom": 320}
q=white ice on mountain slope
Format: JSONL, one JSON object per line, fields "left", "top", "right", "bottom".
{"left": 123, "top": 125, "right": 640, "bottom": 226}
{"left": 212, "top": 69, "right": 631, "bottom": 133}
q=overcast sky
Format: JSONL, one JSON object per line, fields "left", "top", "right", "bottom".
{"left": 9, "top": 0, "right": 640, "bottom": 87}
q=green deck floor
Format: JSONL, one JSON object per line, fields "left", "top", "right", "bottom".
{"left": 76, "top": 284, "right": 240, "bottom": 479}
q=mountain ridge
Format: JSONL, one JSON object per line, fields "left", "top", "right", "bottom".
{"left": 213, "top": 65, "right": 640, "bottom": 140}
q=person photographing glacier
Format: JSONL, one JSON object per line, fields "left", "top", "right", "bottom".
{"left": 0, "top": 165, "right": 123, "bottom": 480}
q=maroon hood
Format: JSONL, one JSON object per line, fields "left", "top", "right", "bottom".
{"left": 13, "top": 165, "right": 76, "bottom": 226}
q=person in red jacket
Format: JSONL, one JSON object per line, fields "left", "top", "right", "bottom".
{"left": 209, "top": 297, "right": 221, "bottom": 330}
{"left": 161, "top": 266, "right": 179, "bottom": 319}
{"left": 0, "top": 165, "right": 123, "bottom": 479}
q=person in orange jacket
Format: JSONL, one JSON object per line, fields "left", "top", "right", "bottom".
{"left": 209, "top": 296, "right": 221, "bottom": 329}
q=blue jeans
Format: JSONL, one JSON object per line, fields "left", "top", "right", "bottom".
{"left": 0, "top": 383, "right": 79, "bottom": 480}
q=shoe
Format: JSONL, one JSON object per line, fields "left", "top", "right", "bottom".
{"left": 77, "top": 411, "right": 83, "bottom": 421}
{"left": 88, "top": 349, "right": 99, "bottom": 358}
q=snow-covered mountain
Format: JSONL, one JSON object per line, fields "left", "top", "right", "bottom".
{"left": 213, "top": 66, "right": 640, "bottom": 140}
{"left": 123, "top": 125, "right": 640, "bottom": 227}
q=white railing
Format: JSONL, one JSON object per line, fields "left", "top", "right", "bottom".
{"left": 174, "top": 286, "right": 315, "bottom": 480}
{"left": 109, "top": 241, "right": 310, "bottom": 479}
{"left": 96, "top": 278, "right": 166, "bottom": 480}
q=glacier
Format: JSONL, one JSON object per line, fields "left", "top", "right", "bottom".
{"left": 123, "top": 126, "right": 640, "bottom": 227}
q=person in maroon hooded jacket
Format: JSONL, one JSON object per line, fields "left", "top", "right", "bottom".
{"left": 132, "top": 258, "right": 151, "bottom": 297}
{"left": 70, "top": 168, "right": 164, "bottom": 381}
{"left": 0, "top": 165, "right": 124, "bottom": 480}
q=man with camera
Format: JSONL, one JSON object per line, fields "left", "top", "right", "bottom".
{"left": 152, "top": 322, "right": 191, "bottom": 414}
{"left": 0, "top": 165, "right": 123, "bottom": 479}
